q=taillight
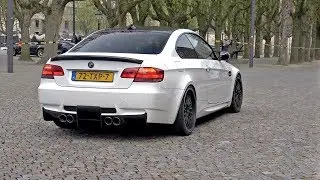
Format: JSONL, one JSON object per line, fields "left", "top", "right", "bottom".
{"left": 121, "top": 67, "right": 164, "bottom": 82}
{"left": 41, "top": 64, "right": 64, "bottom": 79}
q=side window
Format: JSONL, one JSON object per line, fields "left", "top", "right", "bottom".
{"left": 176, "top": 34, "right": 198, "bottom": 59}
{"left": 186, "top": 34, "right": 214, "bottom": 59}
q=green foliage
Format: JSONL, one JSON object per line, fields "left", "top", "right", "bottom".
{"left": 76, "top": 0, "right": 99, "bottom": 35}
{"left": 0, "top": 0, "right": 7, "bottom": 34}
{"left": 149, "top": 0, "right": 196, "bottom": 27}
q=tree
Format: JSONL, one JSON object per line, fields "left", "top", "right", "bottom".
{"left": 226, "top": 0, "right": 250, "bottom": 58}
{"left": 193, "top": 0, "right": 215, "bottom": 38}
{"left": 316, "top": 24, "right": 320, "bottom": 60}
{"left": 254, "top": 0, "right": 268, "bottom": 58}
{"left": 272, "top": 12, "right": 281, "bottom": 57}
{"left": 303, "top": 0, "right": 318, "bottom": 62}
{"left": 310, "top": 23, "right": 316, "bottom": 60}
{"left": 240, "top": 1, "right": 251, "bottom": 59}
{"left": 92, "top": 0, "right": 146, "bottom": 28}
{"left": 277, "top": 0, "right": 292, "bottom": 65}
{"left": 149, "top": 0, "right": 198, "bottom": 28}
{"left": 130, "top": 0, "right": 150, "bottom": 26}
{"left": 39, "top": 0, "right": 84, "bottom": 64}
{"left": 289, "top": 0, "right": 308, "bottom": 64}
{"left": 262, "top": 0, "right": 280, "bottom": 58}
{"left": 209, "top": 0, "right": 238, "bottom": 53}
{"left": 14, "top": 0, "right": 43, "bottom": 61}
{"left": 0, "top": 0, "right": 7, "bottom": 35}
{"left": 310, "top": 1, "right": 320, "bottom": 61}
{"left": 76, "top": 0, "right": 98, "bottom": 36}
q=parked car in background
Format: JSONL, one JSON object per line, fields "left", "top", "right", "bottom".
{"left": 13, "top": 41, "right": 44, "bottom": 57}
{"left": 13, "top": 40, "right": 75, "bottom": 57}
{"left": 58, "top": 40, "right": 75, "bottom": 54}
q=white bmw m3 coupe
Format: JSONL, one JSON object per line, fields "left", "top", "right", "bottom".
{"left": 38, "top": 27, "right": 243, "bottom": 136}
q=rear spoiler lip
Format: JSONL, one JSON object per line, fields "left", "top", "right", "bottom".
{"left": 50, "top": 54, "right": 143, "bottom": 64}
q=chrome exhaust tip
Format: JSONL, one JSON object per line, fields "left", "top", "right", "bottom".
{"left": 113, "top": 117, "right": 123, "bottom": 126}
{"left": 59, "top": 114, "right": 67, "bottom": 123}
{"left": 66, "top": 115, "right": 74, "bottom": 124}
{"left": 104, "top": 117, "right": 113, "bottom": 126}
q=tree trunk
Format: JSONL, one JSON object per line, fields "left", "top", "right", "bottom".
{"left": 264, "top": 35, "right": 272, "bottom": 58}
{"left": 277, "top": 0, "right": 292, "bottom": 65}
{"left": 39, "top": 7, "right": 65, "bottom": 64}
{"left": 316, "top": 24, "right": 320, "bottom": 60}
{"left": 215, "top": 26, "right": 222, "bottom": 55}
{"left": 311, "top": 22, "right": 316, "bottom": 60}
{"left": 298, "top": 32, "right": 305, "bottom": 63}
{"left": 18, "top": 11, "right": 32, "bottom": 61}
{"left": 254, "top": 28, "right": 262, "bottom": 58}
{"left": 199, "top": 29, "right": 207, "bottom": 38}
{"left": 290, "top": 16, "right": 301, "bottom": 64}
{"left": 274, "top": 31, "right": 280, "bottom": 57}
{"left": 198, "top": 17, "right": 208, "bottom": 38}
{"left": 159, "top": 20, "right": 168, "bottom": 27}
{"left": 118, "top": 15, "right": 126, "bottom": 27}
{"left": 305, "top": 23, "right": 312, "bottom": 62}
{"left": 243, "top": 28, "right": 250, "bottom": 59}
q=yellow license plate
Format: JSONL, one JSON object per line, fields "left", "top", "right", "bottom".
{"left": 73, "top": 71, "right": 114, "bottom": 82}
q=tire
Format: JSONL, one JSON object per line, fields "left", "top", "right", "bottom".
{"left": 228, "top": 74, "right": 243, "bottom": 113}
{"left": 37, "top": 48, "right": 44, "bottom": 58}
{"left": 53, "top": 120, "right": 76, "bottom": 129}
{"left": 13, "top": 49, "right": 16, "bottom": 56}
{"left": 174, "top": 86, "right": 197, "bottom": 136}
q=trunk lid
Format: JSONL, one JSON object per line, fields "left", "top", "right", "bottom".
{"left": 49, "top": 52, "right": 152, "bottom": 89}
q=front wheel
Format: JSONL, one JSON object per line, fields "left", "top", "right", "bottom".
{"left": 37, "top": 48, "right": 44, "bottom": 58}
{"left": 228, "top": 75, "right": 243, "bottom": 113}
{"left": 174, "top": 87, "right": 197, "bottom": 136}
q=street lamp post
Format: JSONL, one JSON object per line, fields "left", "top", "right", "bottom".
{"left": 72, "top": 0, "right": 76, "bottom": 42}
{"left": 7, "top": 0, "right": 14, "bottom": 73}
{"left": 249, "top": 0, "right": 256, "bottom": 68}
{"left": 95, "top": 10, "right": 103, "bottom": 30}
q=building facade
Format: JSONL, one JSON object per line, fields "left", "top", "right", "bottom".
{"left": 30, "top": 2, "right": 74, "bottom": 39}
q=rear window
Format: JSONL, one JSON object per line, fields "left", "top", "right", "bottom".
{"left": 69, "top": 31, "right": 171, "bottom": 54}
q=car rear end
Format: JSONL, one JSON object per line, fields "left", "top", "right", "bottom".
{"left": 38, "top": 29, "right": 182, "bottom": 128}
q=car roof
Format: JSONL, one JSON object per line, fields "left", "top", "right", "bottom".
{"left": 93, "top": 25, "right": 180, "bottom": 35}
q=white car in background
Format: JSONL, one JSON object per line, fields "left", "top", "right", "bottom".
{"left": 38, "top": 27, "right": 243, "bottom": 136}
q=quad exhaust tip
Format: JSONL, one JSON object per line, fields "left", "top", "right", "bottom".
{"left": 113, "top": 117, "right": 123, "bottom": 126}
{"left": 104, "top": 117, "right": 113, "bottom": 126}
{"left": 66, "top": 115, "right": 74, "bottom": 124}
{"left": 59, "top": 114, "right": 67, "bottom": 123}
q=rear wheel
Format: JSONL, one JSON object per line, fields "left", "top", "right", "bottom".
{"left": 174, "top": 87, "right": 196, "bottom": 136}
{"left": 229, "top": 75, "right": 243, "bottom": 113}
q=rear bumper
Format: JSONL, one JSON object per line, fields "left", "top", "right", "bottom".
{"left": 43, "top": 107, "right": 147, "bottom": 122}
{"left": 38, "top": 81, "right": 184, "bottom": 124}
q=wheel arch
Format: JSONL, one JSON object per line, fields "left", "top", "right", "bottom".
{"left": 171, "top": 83, "right": 197, "bottom": 124}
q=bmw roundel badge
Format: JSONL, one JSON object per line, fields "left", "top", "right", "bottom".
{"left": 88, "top": 61, "right": 94, "bottom": 68}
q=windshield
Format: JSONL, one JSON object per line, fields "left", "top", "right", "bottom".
{"left": 69, "top": 31, "right": 171, "bottom": 54}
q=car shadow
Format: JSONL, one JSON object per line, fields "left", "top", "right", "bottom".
{"left": 195, "top": 108, "right": 229, "bottom": 127}
{"left": 54, "top": 109, "right": 230, "bottom": 139}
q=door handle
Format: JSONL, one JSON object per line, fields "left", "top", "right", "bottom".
{"left": 206, "top": 67, "right": 210, "bottom": 72}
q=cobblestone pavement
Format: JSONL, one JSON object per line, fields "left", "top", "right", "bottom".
{"left": 0, "top": 58, "right": 319, "bottom": 179}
